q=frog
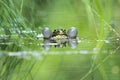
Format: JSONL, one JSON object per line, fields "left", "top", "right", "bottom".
{"left": 51, "top": 29, "right": 68, "bottom": 47}
{"left": 42, "top": 27, "right": 78, "bottom": 50}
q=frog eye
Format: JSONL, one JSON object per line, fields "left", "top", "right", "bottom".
{"left": 68, "top": 27, "right": 77, "bottom": 38}
{"left": 61, "top": 29, "right": 64, "bottom": 31}
{"left": 42, "top": 27, "right": 52, "bottom": 38}
{"left": 64, "top": 29, "right": 66, "bottom": 32}
{"left": 53, "top": 30, "right": 56, "bottom": 33}
{"left": 56, "top": 29, "right": 59, "bottom": 33}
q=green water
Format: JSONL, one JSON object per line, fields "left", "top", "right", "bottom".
{"left": 0, "top": 0, "right": 120, "bottom": 80}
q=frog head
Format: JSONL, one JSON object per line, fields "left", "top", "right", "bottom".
{"left": 52, "top": 29, "right": 67, "bottom": 36}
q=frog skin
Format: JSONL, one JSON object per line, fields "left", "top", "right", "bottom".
{"left": 51, "top": 29, "right": 68, "bottom": 47}
{"left": 42, "top": 27, "right": 78, "bottom": 50}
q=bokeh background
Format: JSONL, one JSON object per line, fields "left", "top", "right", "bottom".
{"left": 0, "top": 0, "right": 120, "bottom": 80}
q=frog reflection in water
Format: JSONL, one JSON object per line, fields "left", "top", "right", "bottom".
{"left": 42, "top": 27, "right": 78, "bottom": 50}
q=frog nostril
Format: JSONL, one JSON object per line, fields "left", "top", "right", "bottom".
{"left": 64, "top": 30, "right": 66, "bottom": 32}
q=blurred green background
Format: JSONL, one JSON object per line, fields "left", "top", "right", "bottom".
{"left": 0, "top": 0, "right": 120, "bottom": 80}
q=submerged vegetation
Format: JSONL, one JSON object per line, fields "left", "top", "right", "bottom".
{"left": 0, "top": 0, "right": 120, "bottom": 80}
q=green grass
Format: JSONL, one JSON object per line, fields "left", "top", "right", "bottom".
{"left": 0, "top": 0, "right": 120, "bottom": 80}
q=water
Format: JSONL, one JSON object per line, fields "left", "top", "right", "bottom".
{"left": 0, "top": 29, "right": 120, "bottom": 58}
{"left": 0, "top": 29, "right": 120, "bottom": 80}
